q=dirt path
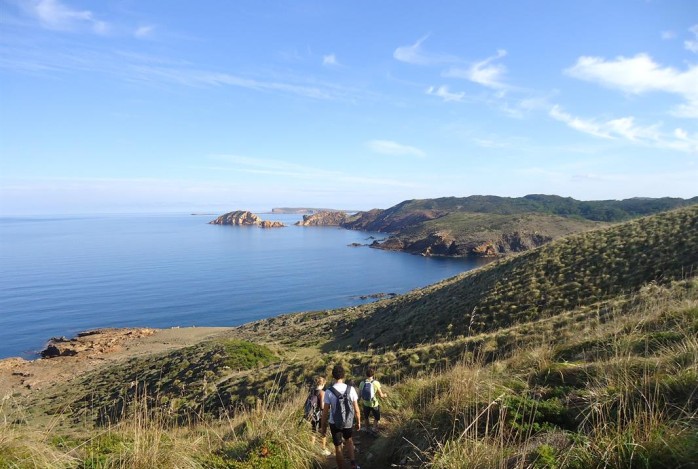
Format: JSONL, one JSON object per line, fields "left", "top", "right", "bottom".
{"left": 319, "top": 426, "right": 389, "bottom": 469}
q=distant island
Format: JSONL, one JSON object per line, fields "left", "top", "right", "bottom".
{"left": 271, "top": 207, "right": 351, "bottom": 214}
{"left": 209, "top": 210, "right": 284, "bottom": 228}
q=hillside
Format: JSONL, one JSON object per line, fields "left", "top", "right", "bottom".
{"left": 1, "top": 206, "right": 697, "bottom": 468}
{"left": 341, "top": 194, "right": 697, "bottom": 257}
{"left": 341, "top": 205, "right": 698, "bottom": 347}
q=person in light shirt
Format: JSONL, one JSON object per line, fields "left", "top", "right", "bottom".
{"left": 320, "top": 364, "right": 361, "bottom": 469}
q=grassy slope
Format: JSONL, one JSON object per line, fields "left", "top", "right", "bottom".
{"left": 345, "top": 205, "right": 698, "bottom": 347}
{"left": 3, "top": 206, "right": 697, "bottom": 468}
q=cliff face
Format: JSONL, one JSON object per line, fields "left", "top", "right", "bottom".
{"left": 295, "top": 210, "right": 347, "bottom": 226}
{"left": 209, "top": 211, "right": 284, "bottom": 228}
{"left": 370, "top": 213, "right": 591, "bottom": 257}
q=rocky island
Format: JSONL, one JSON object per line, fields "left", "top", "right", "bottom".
{"left": 209, "top": 210, "right": 285, "bottom": 228}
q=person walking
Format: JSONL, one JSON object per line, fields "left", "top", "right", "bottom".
{"left": 320, "top": 364, "right": 361, "bottom": 469}
{"left": 306, "top": 376, "right": 332, "bottom": 456}
{"left": 358, "top": 367, "right": 387, "bottom": 434}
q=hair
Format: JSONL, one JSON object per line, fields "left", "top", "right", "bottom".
{"left": 366, "top": 367, "right": 375, "bottom": 378}
{"left": 332, "top": 364, "right": 345, "bottom": 380}
{"left": 314, "top": 375, "right": 326, "bottom": 388}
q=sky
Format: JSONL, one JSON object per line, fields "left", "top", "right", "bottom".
{"left": 0, "top": 0, "right": 696, "bottom": 215}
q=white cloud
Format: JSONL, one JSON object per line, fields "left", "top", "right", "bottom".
{"left": 549, "top": 105, "right": 698, "bottom": 153}
{"left": 426, "top": 85, "right": 465, "bottom": 102}
{"left": 134, "top": 25, "right": 155, "bottom": 39}
{"left": 322, "top": 53, "right": 339, "bottom": 67}
{"left": 565, "top": 53, "right": 698, "bottom": 118}
{"left": 393, "top": 35, "right": 457, "bottom": 66}
{"left": 661, "top": 30, "right": 677, "bottom": 40}
{"left": 549, "top": 105, "right": 613, "bottom": 139}
{"left": 24, "top": 0, "right": 108, "bottom": 34}
{"left": 685, "top": 24, "right": 698, "bottom": 53}
{"left": 366, "top": 140, "right": 426, "bottom": 157}
{"left": 443, "top": 49, "right": 508, "bottom": 90}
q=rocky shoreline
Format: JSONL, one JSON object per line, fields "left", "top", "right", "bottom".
{"left": 0, "top": 327, "right": 232, "bottom": 398}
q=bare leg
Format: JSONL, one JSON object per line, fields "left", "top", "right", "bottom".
{"left": 345, "top": 437, "right": 355, "bottom": 463}
{"left": 334, "top": 444, "right": 344, "bottom": 468}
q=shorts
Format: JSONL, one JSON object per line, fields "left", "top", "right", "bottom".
{"left": 329, "top": 422, "right": 353, "bottom": 447}
{"left": 363, "top": 405, "right": 381, "bottom": 421}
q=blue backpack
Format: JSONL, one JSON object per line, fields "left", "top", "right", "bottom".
{"left": 361, "top": 380, "right": 375, "bottom": 403}
{"left": 328, "top": 386, "right": 355, "bottom": 429}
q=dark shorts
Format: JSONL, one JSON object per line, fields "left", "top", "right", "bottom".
{"left": 363, "top": 405, "right": 381, "bottom": 421}
{"left": 329, "top": 423, "right": 353, "bottom": 447}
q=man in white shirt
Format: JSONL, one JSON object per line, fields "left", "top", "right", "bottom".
{"left": 320, "top": 364, "right": 361, "bottom": 469}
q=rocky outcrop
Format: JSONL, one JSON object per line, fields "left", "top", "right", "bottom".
{"left": 39, "top": 328, "right": 157, "bottom": 359}
{"left": 295, "top": 211, "right": 348, "bottom": 226}
{"left": 341, "top": 208, "right": 446, "bottom": 233}
{"left": 209, "top": 211, "right": 284, "bottom": 228}
{"left": 373, "top": 230, "right": 554, "bottom": 257}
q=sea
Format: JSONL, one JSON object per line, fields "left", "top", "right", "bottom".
{"left": 0, "top": 213, "right": 489, "bottom": 359}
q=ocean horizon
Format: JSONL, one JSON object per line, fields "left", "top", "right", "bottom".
{"left": 0, "top": 212, "right": 489, "bottom": 359}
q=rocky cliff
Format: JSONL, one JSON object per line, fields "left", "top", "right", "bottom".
{"left": 295, "top": 210, "right": 347, "bottom": 226}
{"left": 209, "top": 211, "right": 284, "bottom": 228}
{"left": 369, "top": 213, "right": 596, "bottom": 257}
{"left": 373, "top": 229, "right": 554, "bottom": 257}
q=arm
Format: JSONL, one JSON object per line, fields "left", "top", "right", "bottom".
{"left": 320, "top": 405, "right": 330, "bottom": 435}
{"left": 377, "top": 381, "right": 387, "bottom": 398}
{"left": 353, "top": 399, "right": 361, "bottom": 430}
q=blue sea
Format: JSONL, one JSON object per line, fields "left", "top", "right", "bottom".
{"left": 0, "top": 213, "right": 489, "bottom": 359}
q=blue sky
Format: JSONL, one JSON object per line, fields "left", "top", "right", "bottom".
{"left": 0, "top": 0, "right": 696, "bottom": 215}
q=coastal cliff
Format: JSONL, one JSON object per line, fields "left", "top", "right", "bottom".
{"left": 209, "top": 211, "right": 284, "bottom": 228}
{"left": 295, "top": 210, "right": 347, "bottom": 226}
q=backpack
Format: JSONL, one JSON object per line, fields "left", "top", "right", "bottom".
{"left": 361, "top": 379, "right": 376, "bottom": 403}
{"left": 328, "top": 385, "right": 355, "bottom": 429}
{"left": 303, "top": 389, "right": 322, "bottom": 423}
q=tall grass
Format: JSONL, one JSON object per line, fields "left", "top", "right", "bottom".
{"left": 0, "top": 380, "right": 325, "bottom": 468}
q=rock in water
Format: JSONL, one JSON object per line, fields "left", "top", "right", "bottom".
{"left": 209, "top": 211, "right": 284, "bottom": 228}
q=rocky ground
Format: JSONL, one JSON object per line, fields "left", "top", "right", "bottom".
{"left": 0, "top": 326, "right": 233, "bottom": 399}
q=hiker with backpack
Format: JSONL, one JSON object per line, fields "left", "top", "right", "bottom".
{"left": 320, "top": 364, "right": 361, "bottom": 469}
{"left": 359, "top": 367, "right": 388, "bottom": 434}
{"left": 305, "top": 376, "right": 331, "bottom": 456}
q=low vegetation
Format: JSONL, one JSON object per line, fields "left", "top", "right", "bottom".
{"left": 2, "top": 206, "right": 697, "bottom": 467}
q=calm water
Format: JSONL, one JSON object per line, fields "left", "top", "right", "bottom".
{"left": 0, "top": 213, "right": 488, "bottom": 358}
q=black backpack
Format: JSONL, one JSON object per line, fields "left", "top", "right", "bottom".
{"left": 328, "top": 385, "right": 355, "bottom": 429}
{"left": 303, "top": 389, "right": 322, "bottom": 423}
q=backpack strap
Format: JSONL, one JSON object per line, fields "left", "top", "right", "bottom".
{"left": 328, "top": 386, "right": 342, "bottom": 399}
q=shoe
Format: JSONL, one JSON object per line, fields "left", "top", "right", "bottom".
{"left": 321, "top": 448, "right": 332, "bottom": 456}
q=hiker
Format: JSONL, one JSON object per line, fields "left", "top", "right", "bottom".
{"left": 306, "top": 376, "right": 331, "bottom": 456}
{"left": 320, "top": 364, "right": 361, "bottom": 469}
{"left": 359, "top": 367, "right": 388, "bottom": 433}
